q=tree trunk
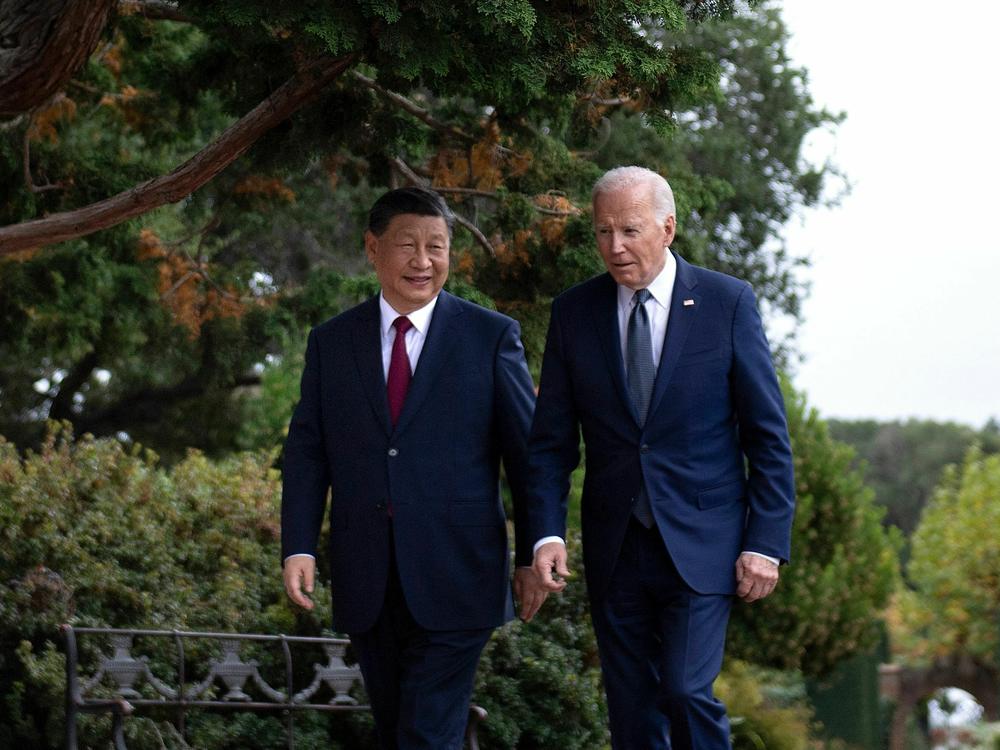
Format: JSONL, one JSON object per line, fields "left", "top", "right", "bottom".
{"left": 0, "top": 52, "right": 358, "bottom": 256}
{"left": 0, "top": 0, "right": 117, "bottom": 117}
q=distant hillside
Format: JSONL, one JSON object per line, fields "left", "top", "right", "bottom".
{"left": 827, "top": 418, "right": 1000, "bottom": 537}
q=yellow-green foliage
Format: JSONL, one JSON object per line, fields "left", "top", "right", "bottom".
{"left": 894, "top": 447, "right": 1000, "bottom": 667}
{"left": 715, "top": 660, "right": 814, "bottom": 750}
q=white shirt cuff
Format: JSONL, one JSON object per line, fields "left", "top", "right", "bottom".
{"left": 533, "top": 536, "right": 566, "bottom": 555}
{"left": 742, "top": 550, "right": 780, "bottom": 565}
{"left": 284, "top": 553, "right": 316, "bottom": 563}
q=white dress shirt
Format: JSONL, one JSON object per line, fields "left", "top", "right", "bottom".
{"left": 533, "top": 252, "right": 778, "bottom": 566}
{"left": 379, "top": 293, "right": 438, "bottom": 378}
{"left": 284, "top": 293, "right": 440, "bottom": 564}
{"left": 617, "top": 250, "right": 675, "bottom": 371}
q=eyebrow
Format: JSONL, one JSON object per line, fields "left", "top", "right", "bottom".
{"left": 394, "top": 233, "right": 448, "bottom": 243}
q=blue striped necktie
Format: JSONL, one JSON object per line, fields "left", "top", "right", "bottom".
{"left": 627, "top": 288, "right": 655, "bottom": 527}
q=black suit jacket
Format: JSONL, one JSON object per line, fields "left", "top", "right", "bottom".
{"left": 281, "top": 291, "right": 536, "bottom": 632}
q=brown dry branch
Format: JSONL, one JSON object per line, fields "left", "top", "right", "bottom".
{"left": 352, "top": 70, "right": 521, "bottom": 160}
{"left": 389, "top": 156, "right": 496, "bottom": 257}
{"left": 0, "top": 53, "right": 359, "bottom": 256}
{"left": 351, "top": 71, "right": 475, "bottom": 144}
{"left": 431, "top": 186, "right": 580, "bottom": 216}
{"left": 23, "top": 124, "right": 67, "bottom": 194}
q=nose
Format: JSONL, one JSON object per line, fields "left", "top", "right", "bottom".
{"left": 410, "top": 245, "right": 432, "bottom": 267}
{"left": 609, "top": 232, "right": 627, "bottom": 255}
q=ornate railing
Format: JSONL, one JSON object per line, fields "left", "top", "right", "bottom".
{"left": 62, "top": 625, "right": 486, "bottom": 749}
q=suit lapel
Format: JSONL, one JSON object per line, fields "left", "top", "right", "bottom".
{"left": 591, "top": 274, "right": 642, "bottom": 426}
{"left": 648, "top": 252, "right": 700, "bottom": 420}
{"left": 351, "top": 296, "right": 392, "bottom": 437}
{"left": 392, "top": 291, "right": 463, "bottom": 437}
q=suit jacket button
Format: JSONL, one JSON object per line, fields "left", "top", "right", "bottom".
{"left": 388, "top": 448, "right": 399, "bottom": 457}
{"left": 640, "top": 444, "right": 650, "bottom": 454}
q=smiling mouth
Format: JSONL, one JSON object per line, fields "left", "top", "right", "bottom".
{"left": 405, "top": 276, "right": 432, "bottom": 284}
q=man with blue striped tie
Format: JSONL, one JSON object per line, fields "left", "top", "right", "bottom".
{"left": 527, "top": 166, "right": 796, "bottom": 749}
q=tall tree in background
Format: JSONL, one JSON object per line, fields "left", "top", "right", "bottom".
{"left": 1, "top": 1, "right": 840, "bottom": 458}
{"left": 0, "top": 0, "right": 734, "bottom": 252}
{"left": 891, "top": 447, "right": 1000, "bottom": 698}
{"left": 828, "top": 418, "right": 1000, "bottom": 539}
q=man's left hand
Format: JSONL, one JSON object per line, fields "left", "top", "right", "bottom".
{"left": 514, "top": 566, "right": 549, "bottom": 623}
{"left": 735, "top": 553, "right": 779, "bottom": 603}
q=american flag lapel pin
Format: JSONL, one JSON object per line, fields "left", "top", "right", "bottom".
{"left": 683, "top": 299, "right": 695, "bottom": 306}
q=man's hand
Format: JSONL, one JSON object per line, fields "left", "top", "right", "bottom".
{"left": 735, "top": 553, "right": 779, "bottom": 603}
{"left": 283, "top": 556, "right": 316, "bottom": 610}
{"left": 514, "top": 566, "right": 550, "bottom": 623}
{"left": 532, "top": 541, "right": 570, "bottom": 593}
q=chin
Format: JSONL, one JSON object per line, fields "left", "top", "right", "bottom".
{"left": 612, "top": 273, "right": 637, "bottom": 288}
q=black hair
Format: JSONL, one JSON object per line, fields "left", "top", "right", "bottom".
{"left": 366, "top": 186, "right": 455, "bottom": 237}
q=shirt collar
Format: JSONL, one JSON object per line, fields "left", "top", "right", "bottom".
{"left": 379, "top": 292, "right": 439, "bottom": 337}
{"left": 616, "top": 250, "right": 677, "bottom": 310}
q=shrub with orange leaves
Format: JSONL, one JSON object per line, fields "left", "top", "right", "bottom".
{"left": 137, "top": 228, "right": 248, "bottom": 337}
{"left": 27, "top": 95, "right": 77, "bottom": 145}
{"left": 233, "top": 175, "right": 297, "bottom": 205}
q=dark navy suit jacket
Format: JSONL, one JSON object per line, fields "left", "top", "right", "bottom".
{"left": 281, "top": 291, "right": 536, "bottom": 633}
{"left": 527, "top": 253, "right": 795, "bottom": 599}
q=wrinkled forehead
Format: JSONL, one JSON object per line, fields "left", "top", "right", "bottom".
{"left": 593, "top": 187, "right": 657, "bottom": 224}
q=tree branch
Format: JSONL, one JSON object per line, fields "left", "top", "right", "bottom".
{"left": 582, "top": 95, "right": 632, "bottom": 106}
{"left": 1, "top": 115, "right": 26, "bottom": 132}
{"left": 452, "top": 212, "right": 496, "bottom": 257}
{"left": 352, "top": 71, "right": 521, "bottom": 160}
{"left": 118, "top": 0, "right": 192, "bottom": 23}
{"left": 0, "top": 0, "right": 117, "bottom": 116}
{"left": 351, "top": 71, "right": 474, "bottom": 144}
{"left": 390, "top": 156, "right": 496, "bottom": 257}
{"left": 48, "top": 350, "right": 100, "bottom": 422}
{"left": 23, "top": 112, "right": 68, "bottom": 194}
{"left": 0, "top": 53, "right": 358, "bottom": 256}
{"left": 428, "top": 186, "right": 499, "bottom": 199}
{"left": 160, "top": 270, "right": 198, "bottom": 299}
{"left": 429, "top": 186, "right": 581, "bottom": 216}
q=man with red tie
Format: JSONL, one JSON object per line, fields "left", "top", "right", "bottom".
{"left": 280, "top": 187, "right": 543, "bottom": 749}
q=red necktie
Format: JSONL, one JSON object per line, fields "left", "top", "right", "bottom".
{"left": 387, "top": 316, "right": 413, "bottom": 426}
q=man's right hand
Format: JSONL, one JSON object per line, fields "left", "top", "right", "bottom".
{"left": 283, "top": 556, "right": 316, "bottom": 610}
{"left": 532, "top": 541, "right": 571, "bottom": 592}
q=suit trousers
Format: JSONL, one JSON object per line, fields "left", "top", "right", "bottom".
{"left": 349, "top": 529, "right": 492, "bottom": 750}
{"left": 590, "top": 518, "right": 733, "bottom": 749}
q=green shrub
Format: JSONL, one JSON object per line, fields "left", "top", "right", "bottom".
{"left": 0, "top": 425, "right": 345, "bottom": 748}
{"left": 716, "top": 660, "right": 815, "bottom": 750}
{"left": 1, "top": 425, "right": 824, "bottom": 748}
{"left": 474, "top": 532, "right": 608, "bottom": 749}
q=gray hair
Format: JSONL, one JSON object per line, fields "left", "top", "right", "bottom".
{"left": 592, "top": 166, "right": 675, "bottom": 224}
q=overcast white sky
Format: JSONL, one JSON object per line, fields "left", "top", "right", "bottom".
{"left": 776, "top": 1, "right": 1000, "bottom": 427}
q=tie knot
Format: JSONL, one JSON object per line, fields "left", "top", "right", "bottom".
{"left": 393, "top": 316, "right": 413, "bottom": 334}
{"left": 633, "top": 289, "right": 651, "bottom": 306}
